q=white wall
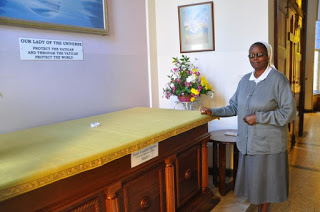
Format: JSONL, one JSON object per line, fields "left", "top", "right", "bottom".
{"left": 0, "top": 0, "right": 149, "bottom": 134}
{"left": 154, "top": 0, "right": 270, "bottom": 131}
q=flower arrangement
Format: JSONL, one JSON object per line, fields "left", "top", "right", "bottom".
{"left": 163, "top": 55, "right": 213, "bottom": 102}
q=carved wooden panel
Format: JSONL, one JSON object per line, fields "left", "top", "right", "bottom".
{"left": 68, "top": 198, "right": 100, "bottom": 212}
{"left": 279, "top": 9, "right": 287, "bottom": 48}
{"left": 176, "top": 145, "right": 200, "bottom": 207}
{"left": 123, "top": 165, "right": 165, "bottom": 212}
{"left": 278, "top": 57, "right": 286, "bottom": 76}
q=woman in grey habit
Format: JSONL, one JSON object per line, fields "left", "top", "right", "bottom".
{"left": 201, "top": 42, "right": 296, "bottom": 212}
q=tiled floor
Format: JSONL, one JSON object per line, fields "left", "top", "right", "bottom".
{"left": 210, "top": 112, "right": 320, "bottom": 212}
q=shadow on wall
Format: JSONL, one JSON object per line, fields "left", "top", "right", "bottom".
{"left": 200, "top": 93, "right": 216, "bottom": 109}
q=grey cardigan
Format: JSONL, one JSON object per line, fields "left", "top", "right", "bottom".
{"left": 211, "top": 68, "right": 296, "bottom": 155}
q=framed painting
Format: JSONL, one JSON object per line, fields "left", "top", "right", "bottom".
{"left": 0, "top": 0, "right": 108, "bottom": 35}
{"left": 178, "top": 2, "right": 214, "bottom": 53}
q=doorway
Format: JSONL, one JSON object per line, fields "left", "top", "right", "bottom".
{"left": 274, "top": 0, "right": 307, "bottom": 146}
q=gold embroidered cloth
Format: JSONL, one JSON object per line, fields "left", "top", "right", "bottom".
{"left": 0, "top": 107, "right": 215, "bottom": 201}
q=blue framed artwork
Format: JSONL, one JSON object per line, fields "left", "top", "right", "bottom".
{"left": 178, "top": 2, "right": 214, "bottom": 53}
{"left": 0, "top": 0, "right": 108, "bottom": 35}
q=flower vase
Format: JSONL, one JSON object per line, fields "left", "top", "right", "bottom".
{"left": 178, "top": 95, "right": 191, "bottom": 102}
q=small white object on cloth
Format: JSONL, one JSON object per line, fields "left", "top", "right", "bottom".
{"left": 224, "top": 132, "right": 237, "bottom": 137}
{"left": 90, "top": 122, "right": 101, "bottom": 128}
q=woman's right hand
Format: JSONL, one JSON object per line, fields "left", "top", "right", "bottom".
{"left": 243, "top": 114, "right": 256, "bottom": 125}
{"left": 200, "top": 107, "right": 212, "bottom": 115}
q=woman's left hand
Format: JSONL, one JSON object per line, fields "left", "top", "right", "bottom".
{"left": 243, "top": 114, "right": 256, "bottom": 125}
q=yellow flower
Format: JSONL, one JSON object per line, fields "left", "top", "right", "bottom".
{"left": 201, "top": 76, "right": 212, "bottom": 91}
{"left": 191, "top": 88, "right": 200, "bottom": 95}
{"left": 192, "top": 68, "right": 197, "bottom": 73}
{"left": 205, "top": 84, "right": 213, "bottom": 91}
{"left": 190, "top": 97, "right": 195, "bottom": 102}
{"left": 200, "top": 76, "right": 207, "bottom": 86}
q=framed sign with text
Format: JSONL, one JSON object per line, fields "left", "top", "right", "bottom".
{"left": 0, "top": 0, "right": 108, "bottom": 35}
{"left": 178, "top": 2, "right": 215, "bottom": 53}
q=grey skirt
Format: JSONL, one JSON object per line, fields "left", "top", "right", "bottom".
{"left": 234, "top": 151, "right": 289, "bottom": 205}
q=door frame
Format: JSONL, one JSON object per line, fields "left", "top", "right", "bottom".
{"left": 274, "top": 0, "right": 307, "bottom": 138}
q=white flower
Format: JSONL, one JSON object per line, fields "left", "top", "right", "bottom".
{"left": 207, "top": 91, "right": 214, "bottom": 97}
{"left": 186, "top": 74, "right": 196, "bottom": 83}
{"left": 173, "top": 71, "right": 180, "bottom": 77}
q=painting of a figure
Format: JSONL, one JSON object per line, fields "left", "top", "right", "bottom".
{"left": 178, "top": 2, "right": 214, "bottom": 53}
{"left": 0, "top": 0, "right": 108, "bottom": 35}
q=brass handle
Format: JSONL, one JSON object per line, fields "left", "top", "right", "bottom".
{"left": 140, "top": 196, "right": 151, "bottom": 210}
{"left": 185, "top": 169, "right": 192, "bottom": 180}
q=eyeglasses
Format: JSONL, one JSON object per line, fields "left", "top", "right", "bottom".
{"left": 248, "top": 52, "right": 264, "bottom": 58}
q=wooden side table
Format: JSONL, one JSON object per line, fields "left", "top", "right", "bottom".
{"left": 209, "top": 129, "right": 238, "bottom": 196}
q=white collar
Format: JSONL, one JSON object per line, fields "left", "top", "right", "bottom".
{"left": 249, "top": 66, "right": 272, "bottom": 84}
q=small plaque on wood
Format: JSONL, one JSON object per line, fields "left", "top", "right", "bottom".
{"left": 131, "top": 143, "right": 158, "bottom": 168}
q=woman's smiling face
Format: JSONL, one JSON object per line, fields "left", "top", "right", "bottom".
{"left": 248, "top": 44, "right": 269, "bottom": 72}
